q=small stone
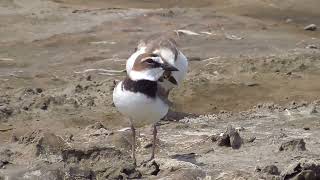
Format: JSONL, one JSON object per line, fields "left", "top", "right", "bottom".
{"left": 0, "top": 105, "right": 13, "bottom": 119}
{"left": 86, "top": 75, "right": 92, "bottom": 81}
{"left": 74, "top": 84, "right": 83, "bottom": 93}
{"left": 216, "top": 133, "right": 230, "bottom": 147}
{"left": 227, "top": 125, "right": 242, "bottom": 149}
{"left": 279, "top": 139, "right": 306, "bottom": 151}
{"left": 23, "top": 88, "right": 36, "bottom": 96}
{"left": 144, "top": 143, "right": 153, "bottom": 149}
{"left": 308, "top": 105, "right": 318, "bottom": 114}
{"left": 212, "top": 125, "right": 242, "bottom": 149}
{"left": 170, "top": 153, "right": 198, "bottom": 164}
{"left": 286, "top": 71, "right": 292, "bottom": 75}
{"left": 262, "top": 165, "right": 280, "bottom": 175}
{"left": 120, "top": 165, "right": 142, "bottom": 179}
{"left": 0, "top": 160, "right": 9, "bottom": 169}
{"left": 35, "top": 96, "right": 53, "bottom": 110}
{"left": 255, "top": 166, "right": 262, "bottom": 172}
{"left": 245, "top": 136, "right": 256, "bottom": 143}
{"left": 11, "top": 134, "right": 18, "bottom": 142}
{"left": 36, "top": 88, "right": 43, "bottom": 93}
{"left": 303, "top": 127, "right": 310, "bottom": 130}
{"left": 304, "top": 24, "right": 317, "bottom": 31}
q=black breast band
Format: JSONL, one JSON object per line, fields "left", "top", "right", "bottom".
{"left": 122, "top": 77, "right": 157, "bottom": 98}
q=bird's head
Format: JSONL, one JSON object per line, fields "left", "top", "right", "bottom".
{"left": 129, "top": 53, "right": 178, "bottom": 81}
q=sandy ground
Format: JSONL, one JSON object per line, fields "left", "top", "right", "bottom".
{"left": 1, "top": 0, "right": 320, "bottom": 179}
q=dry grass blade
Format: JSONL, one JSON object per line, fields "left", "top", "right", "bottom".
{"left": 74, "top": 68, "right": 126, "bottom": 74}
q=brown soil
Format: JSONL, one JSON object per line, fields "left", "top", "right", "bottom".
{"left": 1, "top": 0, "right": 320, "bottom": 179}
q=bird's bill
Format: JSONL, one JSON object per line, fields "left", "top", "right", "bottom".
{"left": 160, "top": 63, "right": 179, "bottom": 71}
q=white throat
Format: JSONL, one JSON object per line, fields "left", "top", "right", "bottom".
{"left": 129, "top": 68, "right": 164, "bottom": 81}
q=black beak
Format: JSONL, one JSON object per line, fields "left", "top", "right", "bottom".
{"left": 160, "top": 63, "right": 179, "bottom": 71}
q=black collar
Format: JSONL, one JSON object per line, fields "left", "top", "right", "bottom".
{"left": 122, "top": 77, "right": 158, "bottom": 98}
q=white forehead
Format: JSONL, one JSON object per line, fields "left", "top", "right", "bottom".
{"left": 146, "top": 56, "right": 163, "bottom": 64}
{"left": 153, "top": 48, "right": 175, "bottom": 65}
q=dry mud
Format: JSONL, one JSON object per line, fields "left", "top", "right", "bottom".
{"left": 1, "top": 0, "right": 320, "bottom": 179}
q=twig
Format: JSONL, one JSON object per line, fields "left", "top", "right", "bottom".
{"left": 0, "top": 58, "right": 14, "bottom": 61}
{"left": 200, "top": 31, "right": 216, "bottom": 35}
{"left": 201, "top": 56, "right": 221, "bottom": 62}
{"left": 90, "top": 41, "right": 116, "bottom": 45}
{"left": 0, "top": 127, "right": 13, "bottom": 132}
{"left": 97, "top": 73, "right": 117, "bottom": 76}
{"left": 205, "top": 62, "right": 223, "bottom": 67}
{"left": 174, "top": 29, "right": 200, "bottom": 36}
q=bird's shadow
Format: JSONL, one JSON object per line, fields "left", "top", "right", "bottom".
{"left": 169, "top": 153, "right": 205, "bottom": 166}
{"left": 163, "top": 110, "right": 199, "bottom": 122}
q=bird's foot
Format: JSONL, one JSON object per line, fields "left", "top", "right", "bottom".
{"left": 139, "top": 156, "right": 154, "bottom": 167}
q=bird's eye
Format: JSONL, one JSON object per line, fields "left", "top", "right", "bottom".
{"left": 145, "top": 59, "right": 154, "bottom": 64}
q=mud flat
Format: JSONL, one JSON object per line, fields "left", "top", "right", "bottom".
{"left": 1, "top": 0, "right": 320, "bottom": 179}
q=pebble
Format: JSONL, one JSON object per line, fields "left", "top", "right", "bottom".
{"left": 279, "top": 139, "right": 306, "bottom": 151}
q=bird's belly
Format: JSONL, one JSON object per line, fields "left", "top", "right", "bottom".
{"left": 113, "top": 82, "right": 168, "bottom": 127}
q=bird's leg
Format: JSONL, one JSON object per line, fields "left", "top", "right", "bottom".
{"left": 130, "top": 123, "right": 137, "bottom": 167}
{"left": 150, "top": 124, "right": 157, "bottom": 160}
{"left": 140, "top": 124, "right": 157, "bottom": 166}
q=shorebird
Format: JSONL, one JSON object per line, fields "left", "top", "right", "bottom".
{"left": 113, "top": 52, "right": 178, "bottom": 166}
{"left": 127, "top": 36, "right": 188, "bottom": 100}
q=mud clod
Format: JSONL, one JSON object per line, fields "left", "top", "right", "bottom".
{"left": 170, "top": 169, "right": 207, "bottom": 180}
{"left": 281, "top": 159, "right": 320, "bottom": 179}
{"left": 0, "top": 105, "right": 13, "bottom": 119}
{"left": 62, "top": 146, "right": 122, "bottom": 163}
{"left": 279, "top": 139, "right": 306, "bottom": 151}
{"left": 66, "top": 166, "right": 95, "bottom": 180}
{"left": 139, "top": 160, "right": 160, "bottom": 176}
{"left": 36, "top": 133, "right": 66, "bottom": 157}
{"left": 19, "top": 129, "right": 42, "bottom": 145}
{"left": 0, "top": 149, "right": 13, "bottom": 168}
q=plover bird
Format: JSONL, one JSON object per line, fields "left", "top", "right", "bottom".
{"left": 127, "top": 36, "right": 188, "bottom": 99}
{"left": 113, "top": 52, "right": 178, "bottom": 166}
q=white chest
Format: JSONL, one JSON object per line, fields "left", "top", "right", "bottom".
{"left": 113, "top": 82, "right": 169, "bottom": 127}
